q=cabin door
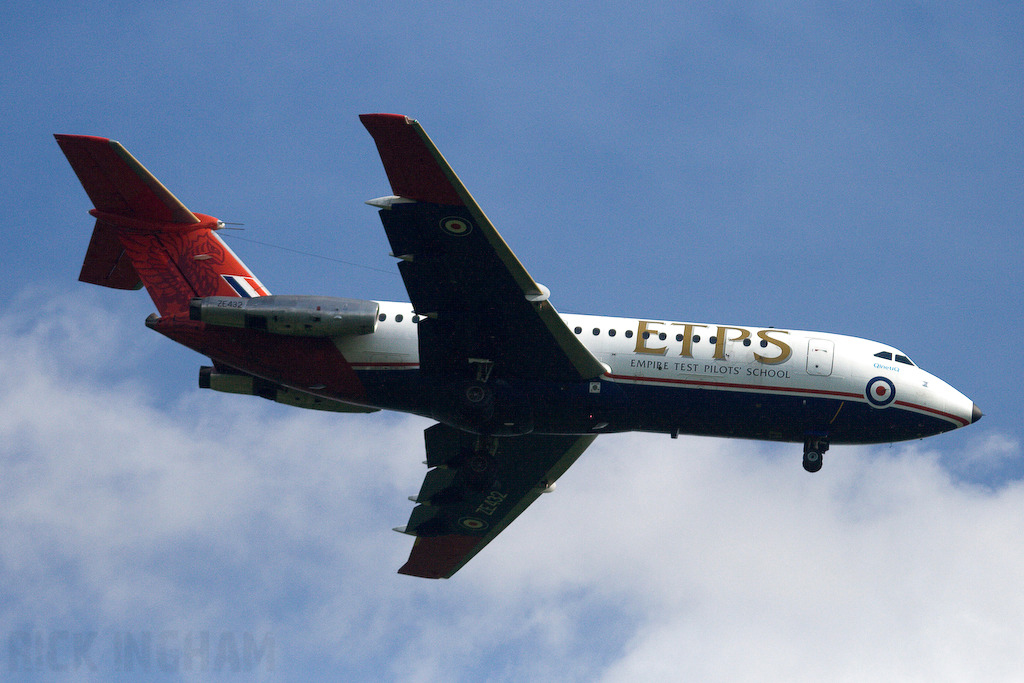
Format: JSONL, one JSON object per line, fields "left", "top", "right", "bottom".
{"left": 806, "top": 339, "right": 834, "bottom": 376}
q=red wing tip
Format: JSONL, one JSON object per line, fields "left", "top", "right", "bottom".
{"left": 359, "top": 113, "right": 416, "bottom": 127}
{"left": 396, "top": 534, "right": 479, "bottom": 579}
{"left": 54, "top": 134, "right": 113, "bottom": 143}
{"left": 359, "top": 112, "right": 410, "bottom": 119}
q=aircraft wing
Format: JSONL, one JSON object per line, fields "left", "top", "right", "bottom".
{"left": 397, "top": 424, "right": 596, "bottom": 579}
{"left": 360, "top": 114, "right": 606, "bottom": 382}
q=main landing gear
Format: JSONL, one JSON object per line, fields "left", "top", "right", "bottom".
{"left": 803, "top": 437, "right": 829, "bottom": 473}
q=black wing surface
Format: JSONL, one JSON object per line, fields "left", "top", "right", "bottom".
{"left": 395, "top": 424, "right": 595, "bottom": 579}
{"left": 360, "top": 113, "right": 605, "bottom": 382}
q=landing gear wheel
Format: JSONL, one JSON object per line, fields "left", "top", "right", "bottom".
{"left": 465, "top": 384, "right": 487, "bottom": 404}
{"left": 466, "top": 453, "right": 494, "bottom": 476}
{"left": 455, "top": 446, "right": 499, "bottom": 492}
{"left": 802, "top": 437, "right": 828, "bottom": 473}
{"left": 803, "top": 450, "right": 823, "bottom": 473}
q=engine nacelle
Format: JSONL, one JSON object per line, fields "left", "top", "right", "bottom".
{"left": 198, "top": 366, "right": 378, "bottom": 413}
{"left": 189, "top": 295, "right": 378, "bottom": 337}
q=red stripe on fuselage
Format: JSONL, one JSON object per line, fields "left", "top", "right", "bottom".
{"left": 606, "top": 372, "right": 861, "bottom": 400}
{"left": 894, "top": 400, "right": 969, "bottom": 427}
{"left": 606, "top": 373, "right": 967, "bottom": 427}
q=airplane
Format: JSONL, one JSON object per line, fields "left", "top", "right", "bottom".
{"left": 55, "top": 114, "right": 982, "bottom": 579}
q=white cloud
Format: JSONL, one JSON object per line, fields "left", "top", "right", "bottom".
{"left": 941, "top": 431, "right": 1022, "bottom": 482}
{"left": 522, "top": 437, "right": 1024, "bottom": 683}
{"left": 1, "top": 291, "right": 1022, "bottom": 681}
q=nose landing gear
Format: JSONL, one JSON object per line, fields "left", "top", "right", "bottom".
{"left": 803, "top": 437, "right": 829, "bottom": 473}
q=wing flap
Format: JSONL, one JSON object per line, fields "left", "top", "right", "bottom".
{"left": 396, "top": 424, "right": 596, "bottom": 579}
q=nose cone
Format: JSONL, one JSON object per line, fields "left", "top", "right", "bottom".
{"left": 972, "top": 403, "right": 983, "bottom": 423}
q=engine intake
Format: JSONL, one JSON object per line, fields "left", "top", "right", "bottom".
{"left": 189, "top": 295, "right": 378, "bottom": 337}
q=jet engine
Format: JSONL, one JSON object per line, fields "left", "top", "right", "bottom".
{"left": 198, "top": 366, "right": 378, "bottom": 413}
{"left": 189, "top": 295, "right": 378, "bottom": 337}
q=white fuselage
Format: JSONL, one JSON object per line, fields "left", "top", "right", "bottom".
{"left": 337, "top": 301, "right": 977, "bottom": 440}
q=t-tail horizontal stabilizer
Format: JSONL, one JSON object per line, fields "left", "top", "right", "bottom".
{"left": 56, "top": 134, "right": 270, "bottom": 317}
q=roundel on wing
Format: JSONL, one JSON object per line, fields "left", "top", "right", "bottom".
{"left": 457, "top": 516, "right": 488, "bottom": 532}
{"left": 440, "top": 216, "right": 473, "bottom": 237}
{"left": 865, "top": 376, "right": 896, "bottom": 408}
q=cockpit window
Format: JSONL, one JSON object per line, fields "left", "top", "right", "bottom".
{"left": 875, "top": 350, "right": 915, "bottom": 366}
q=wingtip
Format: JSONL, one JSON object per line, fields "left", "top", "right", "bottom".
{"left": 397, "top": 566, "right": 447, "bottom": 579}
{"left": 359, "top": 112, "right": 414, "bottom": 122}
{"left": 54, "top": 133, "right": 113, "bottom": 144}
{"left": 359, "top": 113, "right": 418, "bottom": 133}
{"left": 359, "top": 113, "right": 463, "bottom": 205}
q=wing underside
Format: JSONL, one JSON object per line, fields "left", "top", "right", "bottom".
{"left": 397, "top": 425, "right": 596, "bottom": 579}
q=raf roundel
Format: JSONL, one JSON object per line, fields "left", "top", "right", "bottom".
{"left": 865, "top": 376, "right": 896, "bottom": 408}
{"left": 440, "top": 216, "right": 473, "bottom": 237}
{"left": 457, "top": 516, "right": 488, "bottom": 532}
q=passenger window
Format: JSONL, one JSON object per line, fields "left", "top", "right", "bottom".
{"left": 593, "top": 328, "right": 600, "bottom": 336}
{"left": 625, "top": 330, "right": 633, "bottom": 338}
{"left": 378, "top": 313, "right": 387, "bottom": 322}
{"left": 574, "top": 326, "right": 582, "bottom": 334}
{"left": 609, "top": 329, "right": 616, "bottom": 337}
{"left": 395, "top": 314, "right": 403, "bottom": 322}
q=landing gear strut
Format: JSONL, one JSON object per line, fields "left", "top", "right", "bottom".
{"left": 803, "top": 437, "right": 829, "bottom": 473}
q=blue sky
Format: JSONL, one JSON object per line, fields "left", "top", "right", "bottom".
{"left": 2, "top": 2, "right": 1022, "bottom": 680}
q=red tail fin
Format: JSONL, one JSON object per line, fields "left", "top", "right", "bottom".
{"left": 56, "top": 135, "right": 269, "bottom": 318}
